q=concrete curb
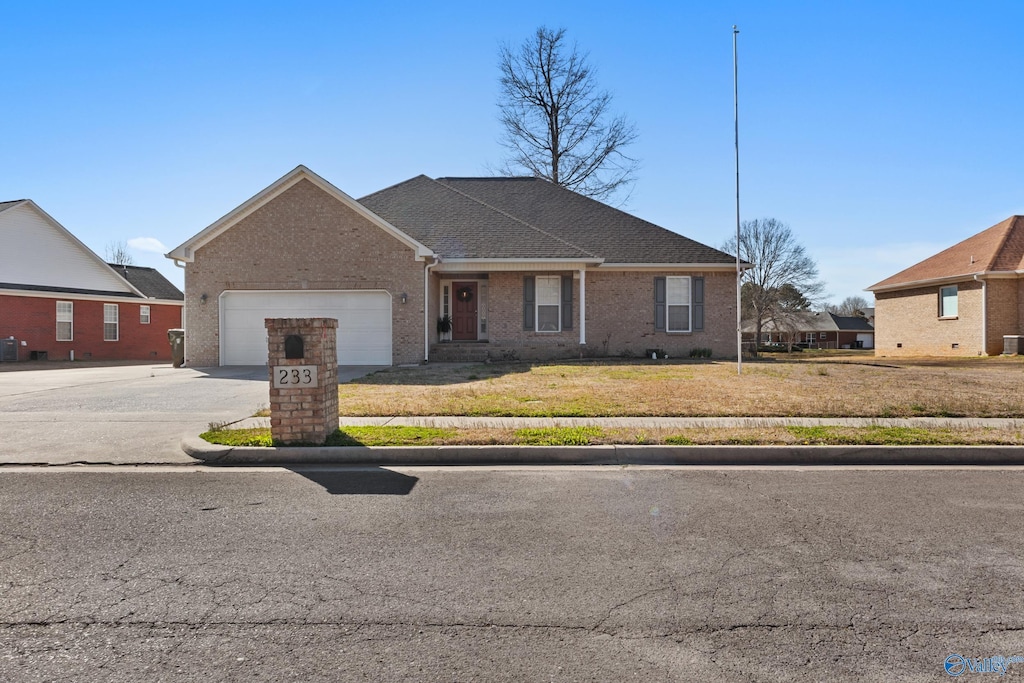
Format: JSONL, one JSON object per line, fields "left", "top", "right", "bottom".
{"left": 181, "top": 435, "right": 1024, "bottom": 466}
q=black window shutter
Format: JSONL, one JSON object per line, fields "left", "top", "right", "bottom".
{"left": 654, "top": 277, "right": 666, "bottom": 331}
{"left": 561, "top": 276, "right": 573, "bottom": 331}
{"left": 523, "top": 276, "right": 535, "bottom": 331}
{"left": 693, "top": 276, "right": 704, "bottom": 331}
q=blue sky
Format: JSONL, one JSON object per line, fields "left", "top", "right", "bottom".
{"left": 4, "top": 1, "right": 1022, "bottom": 304}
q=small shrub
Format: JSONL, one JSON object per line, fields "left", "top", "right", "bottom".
{"left": 688, "top": 348, "right": 713, "bottom": 358}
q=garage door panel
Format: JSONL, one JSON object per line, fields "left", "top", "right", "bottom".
{"left": 220, "top": 291, "right": 392, "bottom": 366}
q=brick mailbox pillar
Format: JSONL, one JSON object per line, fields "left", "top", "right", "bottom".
{"left": 265, "top": 318, "right": 338, "bottom": 445}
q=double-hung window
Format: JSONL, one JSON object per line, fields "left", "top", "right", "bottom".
{"left": 536, "top": 275, "right": 561, "bottom": 332}
{"left": 103, "top": 304, "right": 119, "bottom": 341}
{"left": 56, "top": 301, "right": 73, "bottom": 341}
{"left": 666, "top": 276, "right": 692, "bottom": 332}
{"left": 655, "top": 276, "right": 704, "bottom": 333}
{"left": 140, "top": 305, "right": 151, "bottom": 324}
{"left": 939, "top": 285, "right": 958, "bottom": 318}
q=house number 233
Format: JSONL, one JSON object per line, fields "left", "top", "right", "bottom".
{"left": 272, "top": 365, "right": 318, "bottom": 388}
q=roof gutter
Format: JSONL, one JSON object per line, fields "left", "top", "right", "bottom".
{"left": 868, "top": 271, "right": 995, "bottom": 293}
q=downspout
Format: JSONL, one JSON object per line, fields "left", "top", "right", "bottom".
{"left": 424, "top": 256, "right": 441, "bottom": 362}
{"left": 579, "top": 268, "right": 586, "bottom": 346}
{"left": 975, "top": 274, "right": 987, "bottom": 355}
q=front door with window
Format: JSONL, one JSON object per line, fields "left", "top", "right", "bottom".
{"left": 452, "top": 282, "right": 478, "bottom": 340}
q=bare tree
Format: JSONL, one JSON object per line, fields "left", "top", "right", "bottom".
{"left": 827, "top": 295, "right": 871, "bottom": 317}
{"left": 723, "top": 218, "right": 824, "bottom": 355}
{"left": 104, "top": 241, "right": 134, "bottom": 265}
{"left": 496, "top": 26, "right": 639, "bottom": 202}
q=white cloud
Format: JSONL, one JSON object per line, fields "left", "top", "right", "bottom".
{"left": 127, "top": 237, "right": 168, "bottom": 254}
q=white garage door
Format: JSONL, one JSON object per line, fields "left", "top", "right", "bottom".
{"left": 220, "top": 290, "right": 392, "bottom": 366}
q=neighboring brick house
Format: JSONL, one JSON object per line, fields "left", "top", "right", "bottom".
{"left": 744, "top": 311, "right": 875, "bottom": 349}
{"left": 868, "top": 215, "right": 1024, "bottom": 356}
{"left": 166, "top": 166, "right": 742, "bottom": 367}
{"left": 0, "top": 199, "right": 184, "bottom": 363}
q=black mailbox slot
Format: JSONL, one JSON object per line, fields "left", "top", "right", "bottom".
{"left": 285, "top": 335, "right": 304, "bottom": 359}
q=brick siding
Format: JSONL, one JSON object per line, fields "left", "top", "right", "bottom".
{"left": 876, "top": 277, "right": 1024, "bottom": 356}
{"left": 0, "top": 293, "right": 182, "bottom": 362}
{"left": 184, "top": 179, "right": 424, "bottom": 367}
{"left": 875, "top": 280, "right": 985, "bottom": 356}
{"left": 432, "top": 269, "right": 737, "bottom": 361}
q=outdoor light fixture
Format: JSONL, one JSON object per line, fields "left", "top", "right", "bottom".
{"left": 200, "top": 293, "right": 208, "bottom": 305}
{"left": 400, "top": 292, "right": 408, "bottom": 304}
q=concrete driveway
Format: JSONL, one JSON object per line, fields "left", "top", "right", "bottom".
{"left": 0, "top": 364, "right": 384, "bottom": 465}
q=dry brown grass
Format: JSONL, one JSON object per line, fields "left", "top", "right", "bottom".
{"left": 338, "top": 355, "right": 1024, "bottom": 418}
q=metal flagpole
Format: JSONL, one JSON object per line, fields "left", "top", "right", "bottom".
{"left": 733, "top": 25, "right": 742, "bottom": 375}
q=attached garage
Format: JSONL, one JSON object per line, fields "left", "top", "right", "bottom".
{"left": 220, "top": 290, "right": 392, "bottom": 366}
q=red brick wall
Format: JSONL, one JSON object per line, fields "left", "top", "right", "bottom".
{"left": 0, "top": 294, "right": 182, "bottom": 361}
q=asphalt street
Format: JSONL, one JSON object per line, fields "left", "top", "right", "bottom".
{"left": 2, "top": 465, "right": 1024, "bottom": 682}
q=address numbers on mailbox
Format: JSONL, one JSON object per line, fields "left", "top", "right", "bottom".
{"left": 273, "top": 365, "right": 318, "bottom": 388}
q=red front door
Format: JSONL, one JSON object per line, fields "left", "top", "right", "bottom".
{"left": 452, "top": 282, "right": 478, "bottom": 341}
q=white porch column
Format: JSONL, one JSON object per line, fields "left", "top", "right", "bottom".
{"left": 579, "top": 268, "right": 586, "bottom": 345}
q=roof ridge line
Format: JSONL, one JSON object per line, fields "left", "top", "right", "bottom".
{"left": 989, "top": 215, "right": 1024, "bottom": 270}
{"left": 433, "top": 178, "right": 601, "bottom": 260}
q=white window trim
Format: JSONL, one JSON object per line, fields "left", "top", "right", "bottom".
{"left": 535, "top": 275, "right": 561, "bottom": 333}
{"left": 939, "top": 285, "right": 958, "bottom": 319}
{"left": 56, "top": 301, "right": 73, "bottom": 342}
{"left": 104, "top": 304, "right": 119, "bottom": 342}
{"left": 140, "top": 305, "right": 151, "bottom": 324}
{"left": 666, "top": 276, "right": 692, "bottom": 333}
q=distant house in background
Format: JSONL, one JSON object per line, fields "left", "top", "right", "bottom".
{"left": 744, "top": 311, "right": 874, "bottom": 350}
{"left": 0, "top": 199, "right": 183, "bottom": 362}
{"left": 868, "top": 215, "right": 1024, "bottom": 356}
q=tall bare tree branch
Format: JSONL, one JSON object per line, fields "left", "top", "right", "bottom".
{"left": 722, "top": 218, "right": 824, "bottom": 354}
{"left": 496, "top": 27, "right": 639, "bottom": 202}
{"left": 105, "top": 241, "right": 134, "bottom": 266}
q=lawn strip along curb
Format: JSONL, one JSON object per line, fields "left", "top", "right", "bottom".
{"left": 182, "top": 435, "right": 1024, "bottom": 466}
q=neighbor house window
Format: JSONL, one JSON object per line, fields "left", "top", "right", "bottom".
{"left": 140, "top": 305, "right": 151, "bottom": 324}
{"left": 104, "top": 304, "right": 119, "bottom": 341}
{"left": 536, "top": 275, "right": 561, "bottom": 332}
{"left": 940, "top": 285, "right": 958, "bottom": 317}
{"left": 56, "top": 301, "right": 73, "bottom": 341}
{"left": 666, "top": 276, "right": 692, "bottom": 332}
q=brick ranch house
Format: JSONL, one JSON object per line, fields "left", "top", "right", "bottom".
{"left": 0, "top": 199, "right": 184, "bottom": 362}
{"left": 744, "top": 311, "right": 875, "bottom": 349}
{"left": 868, "top": 214, "right": 1024, "bottom": 356}
{"left": 166, "top": 166, "right": 743, "bottom": 367}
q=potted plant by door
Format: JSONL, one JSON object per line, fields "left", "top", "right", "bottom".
{"left": 437, "top": 314, "right": 453, "bottom": 342}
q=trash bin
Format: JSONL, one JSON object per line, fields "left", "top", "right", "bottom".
{"left": 167, "top": 329, "right": 185, "bottom": 368}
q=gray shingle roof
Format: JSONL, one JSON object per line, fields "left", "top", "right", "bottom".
{"left": 358, "top": 176, "right": 595, "bottom": 260}
{"left": 107, "top": 264, "right": 184, "bottom": 300}
{"left": 0, "top": 200, "right": 26, "bottom": 214}
{"left": 359, "top": 176, "right": 736, "bottom": 264}
{"left": 745, "top": 312, "right": 874, "bottom": 333}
